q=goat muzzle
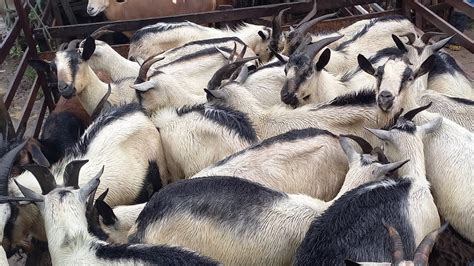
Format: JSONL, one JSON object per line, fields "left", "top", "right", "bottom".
{"left": 58, "top": 81, "right": 76, "bottom": 99}
{"left": 377, "top": 91, "right": 394, "bottom": 112}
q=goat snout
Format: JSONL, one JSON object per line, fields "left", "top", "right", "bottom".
{"left": 58, "top": 81, "right": 75, "bottom": 99}
{"left": 377, "top": 91, "right": 394, "bottom": 112}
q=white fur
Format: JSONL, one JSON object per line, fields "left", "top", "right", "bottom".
{"left": 128, "top": 21, "right": 271, "bottom": 63}
{"left": 100, "top": 203, "right": 145, "bottom": 243}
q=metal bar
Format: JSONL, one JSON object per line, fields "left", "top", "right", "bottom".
{"left": 445, "top": 0, "right": 474, "bottom": 19}
{"left": 50, "top": 0, "right": 63, "bottom": 25}
{"left": 0, "top": 19, "right": 20, "bottom": 63}
{"left": 354, "top": 5, "right": 369, "bottom": 15}
{"left": 371, "top": 3, "right": 385, "bottom": 12}
{"left": 0, "top": 99, "right": 16, "bottom": 138}
{"left": 14, "top": 0, "right": 55, "bottom": 111}
{"left": 60, "top": 0, "right": 77, "bottom": 24}
{"left": 33, "top": 98, "right": 47, "bottom": 138}
{"left": 36, "top": 0, "right": 383, "bottom": 39}
{"left": 407, "top": 0, "right": 474, "bottom": 52}
{"left": 4, "top": 48, "right": 30, "bottom": 108}
{"left": 18, "top": 76, "right": 41, "bottom": 133}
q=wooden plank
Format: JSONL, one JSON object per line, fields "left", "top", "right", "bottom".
{"left": 60, "top": 0, "right": 77, "bottom": 24}
{"left": 33, "top": 98, "right": 47, "bottom": 138}
{"left": 311, "top": 9, "right": 402, "bottom": 32}
{"left": 18, "top": 76, "right": 41, "bottom": 133}
{"left": 0, "top": 18, "right": 20, "bottom": 63}
{"left": 445, "top": 0, "right": 474, "bottom": 19}
{"left": 407, "top": 0, "right": 474, "bottom": 52}
{"left": 37, "top": 0, "right": 383, "bottom": 39}
{"left": 38, "top": 44, "right": 130, "bottom": 61}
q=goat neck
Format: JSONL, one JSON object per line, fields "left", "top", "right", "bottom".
{"left": 76, "top": 66, "right": 110, "bottom": 115}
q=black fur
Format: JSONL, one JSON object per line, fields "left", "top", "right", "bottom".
{"left": 93, "top": 241, "right": 218, "bottom": 265}
{"left": 294, "top": 178, "right": 415, "bottom": 265}
{"left": 71, "top": 104, "right": 143, "bottom": 156}
{"left": 130, "top": 22, "right": 192, "bottom": 43}
{"left": 176, "top": 103, "right": 257, "bottom": 143}
{"left": 447, "top": 96, "right": 474, "bottom": 105}
{"left": 134, "top": 160, "right": 162, "bottom": 203}
{"left": 335, "top": 15, "right": 406, "bottom": 52}
{"left": 389, "top": 118, "right": 417, "bottom": 134}
{"left": 128, "top": 176, "right": 286, "bottom": 243}
{"left": 399, "top": 67, "right": 413, "bottom": 92}
{"left": 323, "top": 89, "right": 376, "bottom": 107}
{"left": 429, "top": 51, "right": 470, "bottom": 79}
{"left": 112, "top": 76, "right": 137, "bottom": 85}
{"left": 39, "top": 112, "right": 86, "bottom": 165}
{"left": 215, "top": 128, "right": 336, "bottom": 167}
{"left": 178, "top": 36, "right": 246, "bottom": 49}
{"left": 250, "top": 60, "right": 285, "bottom": 74}
{"left": 149, "top": 46, "right": 233, "bottom": 77}
{"left": 64, "top": 50, "right": 81, "bottom": 81}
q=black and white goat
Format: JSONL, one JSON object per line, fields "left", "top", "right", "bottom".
{"left": 11, "top": 170, "right": 218, "bottom": 265}
{"left": 128, "top": 21, "right": 273, "bottom": 63}
{"left": 29, "top": 37, "right": 137, "bottom": 115}
{"left": 392, "top": 33, "right": 473, "bottom": 99}
{"left": 126, "top": 136, "right": 405, "bottom": 265}
{"left": 3, "top": 104, "right": 167, "bottom": 255}
{"left": 294, "top": 109, "right": 441, "bottom": 265}
{"left": 358, "top": 55, "right": 474, "bottom": 242}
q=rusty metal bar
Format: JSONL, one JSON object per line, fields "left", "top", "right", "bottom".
{"left": 0, "top": 19, "right": 20, "bottom": 63}
{"left": 36, "top": 0, "right": 384, "bottom": 39}
{"left": 4, "top": 48, "right": 30, "bottom": 108}
{"left": 0, "top": 99, "right": 16, "bottom": 139}
{"left": 14, "top": 0, "right": 55, "bottom": 111}
{"left": 444, "top": 0, "right": 474, "bottom": 19}
{"left": 406, "top": 0, "right": 474, "bottom": 52}
{"left": 33, "top": 98, "right": 47, "bottom": 138}
{"left": 18, "top": 76, "right": 41, "bottom": 134}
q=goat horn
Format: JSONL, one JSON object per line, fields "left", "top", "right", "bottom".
{"left": 91, "top": 84, "right": 112, "bottom": 119}
{"left": 63, "top": 160, "right": 89, "bottom": 189}
{"left": 296, "top": 11, "right": 339, "bottom": 38}
{"left": 302, "top": 34, "right": 344, "bottom": 62}
{"left": 413, "top": 223, "right": 448, "bottom": 265}
{"left": 0, "top": 195, "right": 43, "bottom": 203}
{"left": 207, "top": 56, "right": 259, "bottom": 90}
{"left": 382, "top": 219, "right": 405, "bottom": 264}
{"left": 400, "top": 33, "right": 416, "bottom": 45}
{"left": 340, "top": 134, "right": 373, "bottom": 154}
{"left": 136, "top": 54, "right": 165, "bottom": 83}
{"left": 0, "top": 141, "right": 27, "bottom": 196}
{"left": 14, "top": 180, "right": 44, "bottom": 202}
{"left": 292, "top": 34, "right": 313, "bottom": 56}
{"left": 296, "top": 0, "right": 318, "bottom": 27}
{"left": 67, "top": 39, "right": 83, "bottom": 51}
{"left": 58, "top": 42, "right": 69, "bottom": 51}
{"left": 269, "top": 46, "right": 288, "bottom": 64}
{"left": 237, "top": 45, "right": 247, "bottom": 60}
{"left": 90, "top": 25, "right": 115, "bottom": 39}
{"left": 22, "top": 165, "right": 57, "bottom": 195}
{"left": 402, "top": 102, "right": 432, "bottom": 121}
{"left": 420, "top": 32, "right": 446, "bottom": 44}
{"left": 270, "top": 7, "right": 291, "bottom": 52}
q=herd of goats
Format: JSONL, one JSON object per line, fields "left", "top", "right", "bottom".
{"left": 0, "top": 1, "right": 473, "bottom": 265}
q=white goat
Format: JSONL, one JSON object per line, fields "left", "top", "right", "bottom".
{"left": 392, "top": 33, "right": 473, "bottom": 99}
{"left": 5, "top": 104, "right": 167, "bottom": 254}
{"left": 358, "top": 55, "right": 474, "bottom": 242}
{"left": 126, "top": 136, "right": 405, "bottom": 265}
{"left": 13, "top": 173, "right": 219, "bottom": 265}
{"left": 29, "top": 37, "right": 137, "bottom": 115}
{"left": 128, "top": 21, "right": 273, "bottom": 63}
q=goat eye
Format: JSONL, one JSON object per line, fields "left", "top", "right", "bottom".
{"left": 303, "top": 95, "right": 310, "bottom": 101}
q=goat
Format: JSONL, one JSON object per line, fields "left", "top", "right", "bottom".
{"left": 11, "top": 170, "right": 219, "bottom": 265}
{"left": 128, "top": 21, "right": 273, "bottom": 63}
{"left": 3, "top": 103, "right": 167, "bottom": 255}
{"left": 126, "top": 135, "right": 405, "bottom": 265}
{"left": 29, "top": 37, "right": 137, "bottom": 115}
{"left": 345, "top": 222, "right": 447, "bottom": 266}
{"left": 87, "top": 0, "right": 216, "bottom": 22}
{"left": 356, "top": 54, "right": 473, "bottom": 131}
{"left": 358, "top": 55, "right": 474, "bottom": 242}
{"left": 131, "top": 41, "right": 256, "bottom": 111}
{"left": 204, "top": 53, "right": 391, "bottom": 143}
{"left": 392, "top": 33, "right": 473, "bottom": 99}
{"left": 294, "top": 110, "right": 441, "bottom": 265}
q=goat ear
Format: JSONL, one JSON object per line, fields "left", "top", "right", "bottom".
{"left": 392, "top": 34, "right": 408, "bottom": 53}
{"left": 315, "top": 48, "right": 331, "bottom": 71}
{"left": 357, "top": 54, "right": 375, "bottom": 76}
{"left": 28, "top": 59, "right": 52, "bottom": 73}
{"left": 258, "top": 30, "right": 268, "bottom": 40}
{"left": 430, "top": 35, "right": 453, "bottom": 52}
{"left": 95, "top": 200, "right": 118, "bottom": 226}
{"left": 375, "top": 159, "right": 409, "bottom": 177}
{"left": 413, "top": 55, "right": 435, "bottom": 80}
{"left": 344, "top": 259, "right": 362, "bottom": 266}
{"left": 130, "top": 80, "right": 155, "bottom": 92}
{"left": 26, "top": 140, "right": 50, "bottom": 167}
{"left": 419, "top": 117, "right": 442, "bottom": 135}
{"left": 81, "top": 37, "right": 96, "bottom": 61}
{"left": 339, "top": 137, "right": 358, "bottom": 163}
{"left": 365, "top": 127, "right": 392, "bottom": 142}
